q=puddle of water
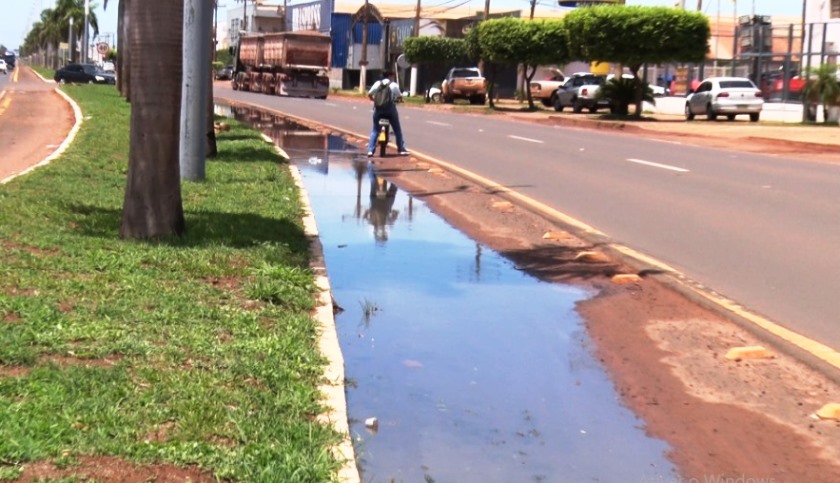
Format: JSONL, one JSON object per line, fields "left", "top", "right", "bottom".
{"left": 221, "top": 105, "right": 678, "bottom": 483}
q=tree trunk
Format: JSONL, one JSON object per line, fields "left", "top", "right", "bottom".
{"left": 116, "top": 0, "right": 124, "bottom": 95}
{"left": 120, "top": 0, "right": 185, "bottom": 239}
{"left": 525, "top": 64, "right": 537, "bottom": 110}
{"left": 206, "top": 46, "right": 218, "bottom": 158}
{"left": 118, "top": 0, "right": 132, "bottom": 101}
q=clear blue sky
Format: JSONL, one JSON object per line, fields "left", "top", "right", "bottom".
{"left": 0, "top": 0, "right": 804, "bottom": 52}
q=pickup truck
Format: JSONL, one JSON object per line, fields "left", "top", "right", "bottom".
{"left": 552, "top": 74, "right": 609, "bottom": 113}
{"left": 440, "top": 67, "right": 487, "bottom": 105}
{"left": 529, "top": 69, "right": 566, "bottom": 107}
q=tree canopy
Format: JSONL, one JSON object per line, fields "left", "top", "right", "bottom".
{"left": 403, "top": 36, "right": 472, "bottom": 65}
{"left": 563, "top": 5, "right": 709, "bottom": 72}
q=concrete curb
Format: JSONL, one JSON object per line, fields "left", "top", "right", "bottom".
{"left": 286, "top": 163, "right": 361, "bottom": 483}
{"left": 1, "top": 70, "right": 83, "bottom": 185}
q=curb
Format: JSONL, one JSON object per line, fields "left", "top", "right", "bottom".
{"left": 1, "top": 69, "right": 83, "bottom": 185}
{"left": 287, "top": 163, "right": 361, "bottom": 483}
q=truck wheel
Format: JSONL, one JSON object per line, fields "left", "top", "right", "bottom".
{"left": 572, "top": 99, "right": 584, "bottom": 114}
{"left": 431, "top": 93, "right": 441, "bottom": 103}
{"left": 588, "top": 106, "right": 598, "bottom": 113}
{"left": 553, "top": 100, "right": 564, "bottom": 112}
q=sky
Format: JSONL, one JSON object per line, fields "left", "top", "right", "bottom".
{"left": 0, "top": 0, "right": 806, "bottom": 52}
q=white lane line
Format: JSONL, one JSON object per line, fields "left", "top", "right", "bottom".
{"left": 323, "top": 102, "right": 338, "bottom": 107}
{"left": 508, "top": 135, "right": 543, "bottom": 144}
{"left": 626, "top": 158, "right": 689, "bottom": 173}
{"left": 426, "top": 120, "right": 451, "bottom": 127}
{"left": 650, "top": 138, "right": 683, "bottom": 146}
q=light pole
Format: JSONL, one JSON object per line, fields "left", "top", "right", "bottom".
{"left": 68, "top": 17, "right": 74, "bottom": 63}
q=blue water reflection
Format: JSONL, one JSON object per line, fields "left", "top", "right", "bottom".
{"left": 221, "top": 104, "right": 678, "bottom": 482}
{"left": 297, "top": 159, "right": 676, "bottom": 483}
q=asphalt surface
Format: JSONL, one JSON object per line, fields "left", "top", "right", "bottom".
{"left": 215, "top": 85, "right": 840, "bottom": 358}
{"left": 0, "top": 66, "right": 76, "bottom": 183}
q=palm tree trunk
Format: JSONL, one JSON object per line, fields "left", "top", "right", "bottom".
{"left": 118, "top": 0, "right": 132, "bottom": 101}
{"left": 206, "top": 43, "right": 218, "bottom": 158}
{"left": 120, "top": 0, "right": 185, "bottom": 239}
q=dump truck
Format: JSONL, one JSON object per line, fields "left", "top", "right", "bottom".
{"left": 231, "top": 31, "right": 331, "bottom": 99}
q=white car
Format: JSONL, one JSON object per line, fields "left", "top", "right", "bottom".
{"left": 0, "top": 59, "right": 7, "bottom": 75}
{"left": 685, "top": 76, "right": 763, "bottom": 122}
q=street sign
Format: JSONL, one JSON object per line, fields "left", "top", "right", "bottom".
{"left": 97, "top": 42, "right": 110, "bottom": 55}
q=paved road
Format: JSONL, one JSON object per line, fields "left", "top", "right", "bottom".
{"left": 0, "top": 66, "right": 75, "bottom": 183}
{"left": 216, "top": 85, "right": 840, "bottom": 357}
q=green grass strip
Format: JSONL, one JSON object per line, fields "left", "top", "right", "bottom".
{"left": 0, "top": 84, "right": 342, "bottom": 482}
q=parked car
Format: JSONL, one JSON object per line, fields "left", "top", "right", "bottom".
{"left": 215, "top": 65, "right": 234, "bottom": 81}
{"left": 54, "top": 63, "right": 116, "bottom": 85}
{"left": 685, "top": 76, "right": 763, "bottom": 122}
{"left": 0, "top": 59, "right": 6, "bottom": 75}
{"left": 553, "top": 74, "right": 609, "bottom": 113}
{"left": 529, "top": 69, "right": 566, "bottom": 107}
{"left": 440, "top": 67, "right": 487, "bottom": 105}
{"left": 424, "top": 82, "right": 442, "bottom": 103}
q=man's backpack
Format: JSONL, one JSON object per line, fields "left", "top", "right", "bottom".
{"left": 373, "top": 82, "right": 393, "bottom": 110}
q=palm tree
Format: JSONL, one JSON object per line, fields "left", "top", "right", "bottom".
{"left": 802, "top": 64, "right": 840, "bottom": 123}
{"left": 55, "top": 0, "right": 100, "bottom": 63}
{"left": 120, "top": 0, "right": 185, "bottom": 239}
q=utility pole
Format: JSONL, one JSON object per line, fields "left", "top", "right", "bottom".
{"left": 360, "top": 0, "right": 369, "bottom": 93}
{"left": 68, "top": 17, "right": 74, "bottom": 63}
{"left": 243, "top": 0, "right": 249, "bottom": 33}
{"left": 410, "top": 0, "right": 421, "bottom": 96}
{"left": 180, "top": 0, "right": 212, "bottom": 181}
{"left": 479, "top": 0, "right": 490, "bottom": 73}
{"left": 82, "top": 0, "right": 90, "bottom": 63}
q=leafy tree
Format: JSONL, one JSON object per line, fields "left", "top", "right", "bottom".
{"left": 564, "top": 5, "right": 709, "bottom": 116}
{"left": 476, "top": 18, "right": 524, "bottom": 109}
{"left": 475, "top": 18, "right": 570, "bottom": 110}
{"left": 597, "top": 76, "right": 655, "bottom": 116}
{"left": 216, "top": 48, "right": 233, "bottom": 66}
{"left": 403, "top": 36, "right": 471, "bottom": 65}
{"left": 520, "top": 20, "right": 569, "bottom": 109}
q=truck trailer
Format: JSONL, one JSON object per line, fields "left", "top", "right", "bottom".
{"left": 231, "top": 31, "right": 331, "bottom": 99}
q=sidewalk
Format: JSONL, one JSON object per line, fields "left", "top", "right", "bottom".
{"left": 483, "top": 97, "right": 840, "bottom": 157}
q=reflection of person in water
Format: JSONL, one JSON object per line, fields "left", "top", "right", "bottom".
{"left": 364, "top": 171, "right": 399, "bottom": 242}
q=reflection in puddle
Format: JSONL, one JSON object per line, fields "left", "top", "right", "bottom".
{"left": 220, "top": 104, "right": 678, "bottom": 483}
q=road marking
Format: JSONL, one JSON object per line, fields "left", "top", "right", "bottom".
{"left": 626, "top": 158, "right": 689, "bottom": 173}
{"left": 508, "top": 135, "right": 543, "bottom": 144}
{"left": 426, "top": 120, "right": 451, "bottom": 127}
{"left": 12, "top": 68, "right": 19, "bottom": 83}
{"left": 650, "top": 138, "right": 683, "bottom": 146}
{"left": 0, "top": 95, "right": 11, "bottom": 117}
{"left": 323, "top": 102, "right": 338, "bottom": 107}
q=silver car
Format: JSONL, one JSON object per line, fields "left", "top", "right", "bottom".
{"left": 685, "top": 76, "right": 763, "bottom": 122}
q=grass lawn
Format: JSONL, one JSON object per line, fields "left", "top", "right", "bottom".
{"left": 0, "top": 83, "right": 343, "bottom": 481}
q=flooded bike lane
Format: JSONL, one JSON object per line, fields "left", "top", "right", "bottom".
{"left": 220, "top": 104, "right": 678, "bottom": 483}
